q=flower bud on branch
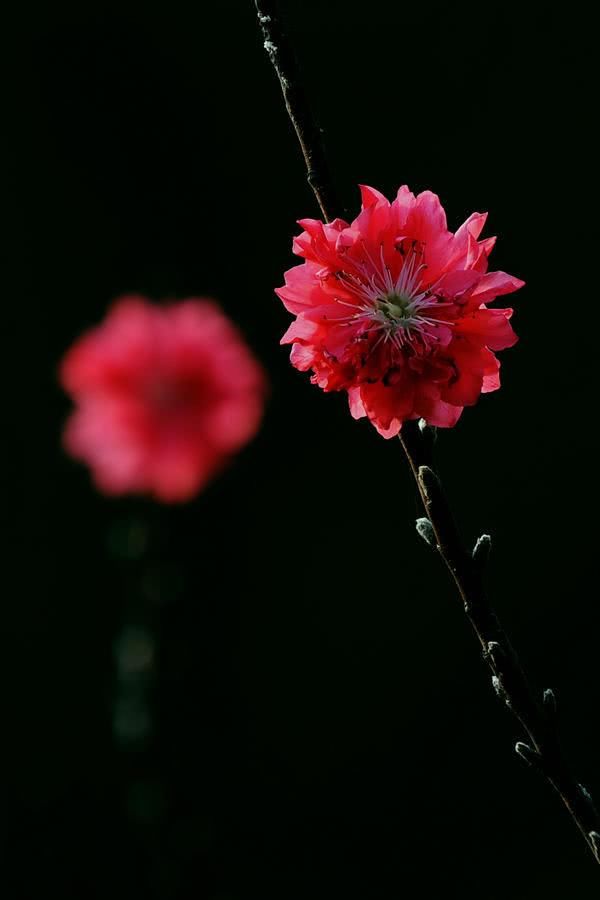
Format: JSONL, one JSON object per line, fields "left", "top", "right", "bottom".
{"left": 416, "top": 518, "right": 436, "bottom": 548}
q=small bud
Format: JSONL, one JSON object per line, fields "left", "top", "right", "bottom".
{"left": 491, "top": 674, "right": 511, "bottom": 708}
{"left": 472, "top": 533, "right": 492, "bottom": 566}
{"left": 418, "top": 418, "right": 438, "bottom": 443}
{"left": 515, "top": 741, "right": 540, "bottom": 767}
{"left": 589, "top": 831, "right": 600, "bottom": 861}
{"left": 579, "top": 783, "right": 594, "bottom": 804}
{"left": 486, "top": 641, "right": 504, "bottom": 667}
{"left": 416, "top": 517, "right": 436, "bottom": 548}
{"left": 543, "top": 688, "right": 557, "bottom": 716}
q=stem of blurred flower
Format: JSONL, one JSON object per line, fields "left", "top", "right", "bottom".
{"left": 254, "top": 0, "right": 600, "bottom": 868}
{"left": 109, "top": 510, "right": 166, "bottom": 828}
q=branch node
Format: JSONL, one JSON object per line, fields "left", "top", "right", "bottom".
{"left": 590, "top": 832, "right": 600, "bottom": 862}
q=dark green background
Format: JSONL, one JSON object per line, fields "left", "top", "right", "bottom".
{"left": 5, "top": 1, "right": 599, "bottom": 896}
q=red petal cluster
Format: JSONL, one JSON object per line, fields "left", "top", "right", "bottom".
{"left": 61, "top": 297, "right": 266, "bottom": 501}
{"left": 276, "top": 185, "right": 524, "bottom": 434}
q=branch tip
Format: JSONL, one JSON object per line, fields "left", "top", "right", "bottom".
{"left": 254, "top": 0, "right": 340, "bottom": 221}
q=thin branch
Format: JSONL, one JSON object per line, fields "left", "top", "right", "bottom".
{"left": 254, "top": 0, "right": 340, "bottom": 222}
{"left": 400, "top": 420, "right": 600, "bottom": 864}
{"left": 253, "top": 0, "right": 600, "bottom": 868}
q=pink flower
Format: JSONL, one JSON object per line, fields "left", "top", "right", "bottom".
{"left": 61, "top": 297, "right": 266, "bottom": 502}
{"left": 276, "top": 185, "right": 524, "bottom": 435}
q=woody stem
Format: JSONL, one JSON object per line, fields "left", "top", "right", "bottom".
{"left": 253, "top": 0, "right": 600, "bottom": 869}
{"left": 399, "top": 420, "right": 600, "bottom": 864}
{"left": 253, "top": 0, "right": 340, "bottom": 222}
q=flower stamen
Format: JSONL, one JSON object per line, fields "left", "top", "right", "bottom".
{"left": 334, "top": 247, "right": 450, "bottom": 351}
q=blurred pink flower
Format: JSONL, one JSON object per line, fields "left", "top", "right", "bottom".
{"left": 61, "top": 297, "right": 266, "bottom": 502}
{"left": 276, "top": 185, "right": 524, "bottom": 435}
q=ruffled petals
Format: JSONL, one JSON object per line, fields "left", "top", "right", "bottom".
{"left": 275, "top": 185, "right": 523, "bottom": 434}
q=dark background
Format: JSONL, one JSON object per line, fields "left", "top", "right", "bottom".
{"left": 4, "top": 1, "right": 600, "bottom": 897}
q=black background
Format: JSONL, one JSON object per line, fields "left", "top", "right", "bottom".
{"left": 5, "top": 1, "right": 600, "bottom": 897}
